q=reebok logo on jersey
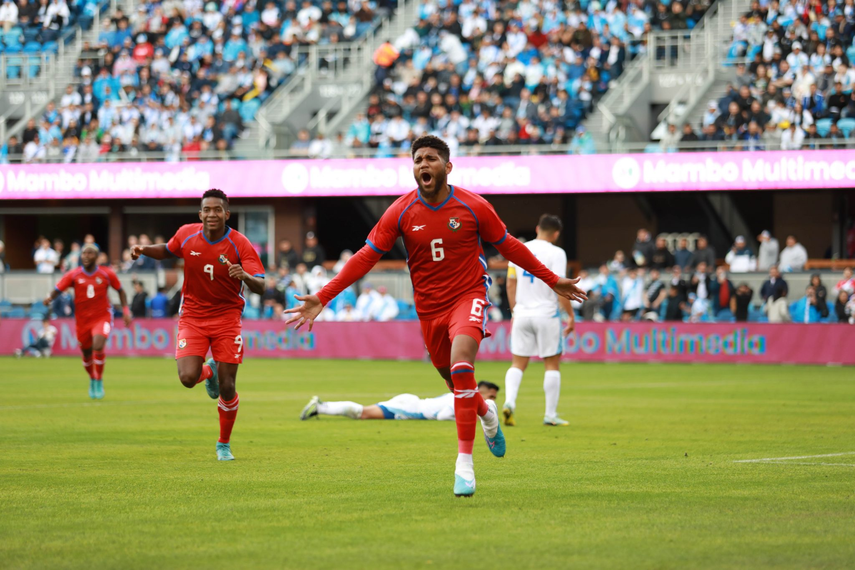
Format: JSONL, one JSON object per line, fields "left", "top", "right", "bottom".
{"left": 190, "top": 251, "right": 201, "bottom": 256}
{"left": 412, "top": 225, "right": 426, "bottom": 231}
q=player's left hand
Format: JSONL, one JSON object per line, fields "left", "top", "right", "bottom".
{"left": 563, "top": 320, "right": 575, "bottom": 336}
{"left": 225, "top": 260, "right": 247, "bottom": 281}
{"left": 123, "top": 313, "right": 132, "bottom": 326}
{"left": 552, "top": 277, "right": 588, "bottom": 303}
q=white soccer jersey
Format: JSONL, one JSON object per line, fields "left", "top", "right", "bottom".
{"left": 377, "top": 393, "right": 455, "bottom": 420}
{"left": 508, "top": 239, "right": 567, "bottom": 318}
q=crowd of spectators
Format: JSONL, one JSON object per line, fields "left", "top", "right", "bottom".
{"left": 336, "top": 0, "right": 712, "bottom": 156}
{"left": 569, "top": 228, "right": 854, "bottom": 323}
{"left": 0, "top": 0, "right": 87, "bottom": 48}
{"left": 1, "top": 0, "right": 391, "bottom": 163}
{"left": 660, "top": 0, "right": 855, "bottom": 151}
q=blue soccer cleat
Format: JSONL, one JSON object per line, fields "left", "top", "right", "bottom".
{"left": 204, "top": 358, "right": 219, "bottom": 399}
{"left": 88, "top": 379, "right": 96, "bottom": 399}
{"left": 484, "top": 422, "right": 506, "bottom": 457}
{"left": 216, "top": 442, "right": 234, "bottom": 461}
{"left": 93, "top": 381, "right": 104, "bottom": 400}
{"left": 453, "top": 474, "right": 476, "bottom": 497}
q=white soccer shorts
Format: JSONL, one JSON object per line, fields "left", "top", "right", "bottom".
{"left": 510, "top": 316, "right": 563, "bottom": 358}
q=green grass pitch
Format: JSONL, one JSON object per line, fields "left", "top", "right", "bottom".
{"left": 1, "top": 356, "right": 854, "bottom": 569}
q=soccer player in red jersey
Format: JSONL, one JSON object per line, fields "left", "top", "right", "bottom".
{"left": 44, "top": 243, "right": 132, "bottom": 400}
{"left": 130, "top": 189, "right": 265, "bottom": 461}
{"left": 285, "top": 135, "right": 587, "bottom": 496}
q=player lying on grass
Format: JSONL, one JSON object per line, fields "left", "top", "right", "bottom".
{"left": 44, "top": 243, "right": 131, "bottom": 399}
{"left": 503, "top": 214, "right": 576, "bottom": 427}
{"left": 130, "top": 189, "right": 265, "bottom": 461}
{"left": 300, "top": 382, "right": 500, "bottom": 421}
{"left": 15, "top": 315, "right": 58, "bottom": 358}
{"left": 285, "top": 135, "right": 587, "bottom": 497}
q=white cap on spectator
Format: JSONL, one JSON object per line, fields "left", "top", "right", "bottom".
{"left": 735, "top": 235, "right": 745, "bottom": 244}
{"left": 708, "top": 100, "right": 717, "bottom": 109}
{"left": 792, "top": 41, "right": 802, "bottom": 50}
{"left": 760, "top": 230, "right": 771, "bottom": 239}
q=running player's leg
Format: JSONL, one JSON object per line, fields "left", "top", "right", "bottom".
{"left": 538, "top": 318, "right": 567, "bottom": 426}
{"left": 175, "top": 321, "right": 215, "bottom": 392}
{"left": 77, "top": 325, "right": 96, "bottom": 398}
{"left": 210, "top": 324, "right": 243, "bottom": 460}
{"left": 90, "top": 321, "right": 112, "bottom": 399}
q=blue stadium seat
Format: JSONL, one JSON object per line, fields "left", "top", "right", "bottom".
{"left": 715, "top": 309, "right": 735, "bottom": 322}
{"left": 6, "top": 56, "right": 22, "bottom": 79}
{"left": 848, "top": 45, "right": 855, "bottom": 64}
{"left": 41, "top": 41, "right": 58, "bottom": 54}
{"left": 815, "top": 118, "right": 832, "bottom": 138}
{"left": 0, "top": 299, "right": 12, "bottom": 316}
{"left": 7, "top": 307, "right": 27, "bottom": 318}
{"left": 645, "top": 144, "right": 662, "bottom": 153}
{"left": 23, "top": 41, "right": 42, "bottom": 53}
{"left": 30, "top": 303, "right": 48, "bottom": 318}
{"left": 837, "top": 118, "right": 855, "bottom": 138}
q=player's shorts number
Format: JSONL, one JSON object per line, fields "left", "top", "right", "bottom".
{"left": 234, "top": 335, "right": 243, "bottom": 353}
{"left": 204, "top": 264, "right": 214, "bottom": 281}
{"left": 470, "top": 299, "right": 486, "bottom": 318}
{"left": 431, "top": 239, "right": 445, "bottom": 262}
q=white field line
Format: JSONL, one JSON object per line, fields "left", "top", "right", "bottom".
{"left": 734, "top": 452, "right": 855, "bottom": 463}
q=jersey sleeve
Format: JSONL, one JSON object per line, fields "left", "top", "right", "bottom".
{"left": 365, "top": 200, "right": 403, "bottom": 254}
{"left": 166, "top": 225, "right": 193, "bottom": 258}
{"left": 105, "top": 267, "right": 123, "bottom": 290}
{"left": 473, "top": 196, "right": 508, "bottom": 245}
{"left": 55, "top": 270, "right": 74, "bottom": 292}
{"left": 236, "top": 235, "right": 265, "bottom": 277}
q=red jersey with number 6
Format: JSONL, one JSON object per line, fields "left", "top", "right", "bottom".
{"left": 55, "top": 265, "right": 123, "bottom": 325}
{"left": 365, "top": 185, "right": 507, "bottom": 320}
{"left": 166, "top": 224, "right": 265, "bottom": 320}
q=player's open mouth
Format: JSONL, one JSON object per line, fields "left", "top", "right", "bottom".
{"left": 420, "top": 172, "right": 432, "bottom": 185}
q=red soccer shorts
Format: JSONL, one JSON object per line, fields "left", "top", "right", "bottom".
{"left": 176, "top": 316, "right": 244, "bottom": 364}
{"left": 419, "top": 296, "right": 491, "bottom": 369}
{"left": 76, "top": 319, "right": 112, "bottom": 350}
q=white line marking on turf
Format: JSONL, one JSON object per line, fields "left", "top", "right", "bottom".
{"left": 734, "top": 452, "right": 855, "bottom": 463}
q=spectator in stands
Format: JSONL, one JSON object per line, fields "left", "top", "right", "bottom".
{"left": 23, "top": 134, "right": 46, "bottom": 163}
{"left": 150, "top": 287, "right": 169, "bottom": 318}
{"left": 650, "top": 236, "right": 675, "bottom": 270}
{"left": 591, "top": 264, "right": 619, "bottom": 321}
{"left": 757, "top": 230, "right": 779, "bottom": 271}
{"left": 332, "top": 249, "right": 353, "bottom": 274}
{"left": 780, "top": 123, "right": 805, "bottom": 150}
{"left": 277, "top": 239, "right": 300, "bottom": 271}
{"left": 0, "top": 0, "right": 18, "bottom": 32}
{"left": 834, "top": 290, "right": 853, "bottom": 323}
{"left": 632, "top": 229, "right": 655, "bottom": 268}
{"left": 306, "top": 266, "right": 330, "bottom": 295}
{"left": 262, "top": 278, "right": 286, "bottom": 317}
{"left": 835, "top": 268, "right": 854, "bottom": 295}
{"left": 608, "top": 250, "right": 626, "bottom": 273}
{"left": 689, "top": 261, "right": 711, "bottom": 302}
{"left": 725, "top": 236, "right": 754, "bottom": 272}
{"left": 659, "top": 123, "right": 681, "bottom": 152}
{"left": 131, "top": 280, "right": 148, "bottom": 318}
{"left": 690, "top": 235, "right": 715, "bottom": 269}
{"left": 760, "top": 265, "right": 788, "bottom": 304}
{"left": 789, "top": 286, "right": 825, "bottom": 323}
{"left": 642, "top": 268, "right": 667, "bottom": 319}
{"left": 133, "top": 234, "right": 157, "bottom": 271}
{"left": 779, "top": 235, "right": 808, "bottom": 272}
{"left": 809, "top": 274, "right": 830, "bottom": 320}
{"left": 301, "top": 232, "right": 325, "bottom": 268}
{"left": 620, "top": 267, "right": 645, "bottom": 321}
{"left": 664, "top": 285, "right": 688, "bottom": 322}
{"left": 374, "top": 286, "right": 400, "bottom": 321}
{"left": 290, "top": 129, "right": 312, "bottom": 156}
{"left": 679, "top": 123, "right": 700, "bottom": 150}
{"left": 33, "top": 238, "right": 59, "bottom": 273}
{"left": 710, "top": 266, "right": 736, "bottom": 316}
{"left": 569, "top": 125, "right": 596, "bottom": 154}
{"left": 673, "top": 238, "right": 692, "bottom": 270}
{"left": 62, "top": 242, "right": 80, "bottom": 271}
{"left": 355, "top": 282, "right": 382, "bottom": 321}
{"left": 0, "top": 239, "right": 5, "bottom": 272}
{"left": 734, "top": 282, "right": 753, "bottom": 322}
{"left": 308, "top": 133, "right": 334, "bottom": 159}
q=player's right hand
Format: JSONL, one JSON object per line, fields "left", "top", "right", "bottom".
{"left": 283, "top": 294, "right": 324, "bottom": 331}
{"left": 130, "top": 245, "right": 143, "bottom": 260}
{"left": 42, "top": 296, "right": 51, "bottom": 306}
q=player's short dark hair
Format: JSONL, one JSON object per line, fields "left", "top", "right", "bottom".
{"left": 202, "top": 188, "right": 229, "bottom": 208}
{"left": 411, "top": 135, "right": 450, "bottom": 162}
{"left": 538, "top": 214, "right": 563, "bottom": 233}
{"left": 478, "top": 381, "right": 500, "bottom": 392}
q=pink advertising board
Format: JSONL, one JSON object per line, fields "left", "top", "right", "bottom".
{"left": 3, "top": 319, "right": 853, "bottom": 365}
{"left": 1, "top": 150, "right": 854, "bottom": 200}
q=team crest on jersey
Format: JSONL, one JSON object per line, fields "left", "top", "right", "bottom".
{"left": 218, "top": 254, "right": 228, "bottom": 265}
{"left": 178, "top": 339, "right": 187, "bottom": 349}
{"left": 96, "top": 277, "right": 102, "bottom": 284}
{"left": 448, "top": 217, "right": 461, "bottom": 232}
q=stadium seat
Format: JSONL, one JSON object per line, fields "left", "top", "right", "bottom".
{"left": 715, "top": 309, "right": 735, "bottom": 323}
{"left": 6, "top": 56, "right": 22, "bottom": 79}
{"left": 645, "top": 144, "right": 662, "bottom": 153}
{"left": 7, "top": 307, "right": 27, "bottom": 318}
{"left": 837, "top": 118, "right": 855, "bottom": 138}
{"left": 848, "top": 45, "right": 855, "bottom": 64}
{"left": 815, "top": 118, "right": 832, "bottom": 138}
{"left": 23, "top": 41, "right": 42, "bottom": 53}
{"left": 41, "top": 41, "right": 58, "bottom": 54}
{"left": 239, "top": 98, "right": 260, "bottom": 123}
